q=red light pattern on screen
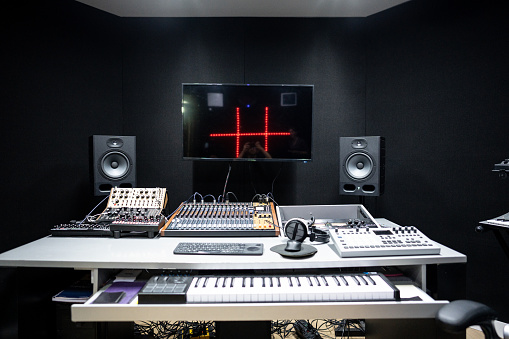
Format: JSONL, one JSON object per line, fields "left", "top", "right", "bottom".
{"left": 210, "top": 107, "right": 290, "bottom": 158}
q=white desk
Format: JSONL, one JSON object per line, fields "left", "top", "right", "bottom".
{"left": 0, "top": 228, "right": 466, "bottom": 338}
{"left": 0, "top": 234, "right": 464, "bottom": 287}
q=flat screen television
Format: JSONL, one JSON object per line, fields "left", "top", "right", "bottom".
{"left": 182, "top": 83, "right": 313, "bottom": 162}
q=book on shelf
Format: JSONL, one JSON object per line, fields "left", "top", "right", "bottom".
{"left": 52, "top": 277, "right": 93, "bottom": 303}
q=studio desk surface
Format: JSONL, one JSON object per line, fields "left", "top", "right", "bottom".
{"left": 0, "top": 233, "right": 465, "bottom": 270}
{"left": 0, "top": 226, "right": 466, "bottom": 329}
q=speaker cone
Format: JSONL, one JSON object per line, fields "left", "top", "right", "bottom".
{"left": 345, "top": 152, "right": 374, "bottom": 180}
{"left": 100, "top": 151, "right": 131, "bottom": 180}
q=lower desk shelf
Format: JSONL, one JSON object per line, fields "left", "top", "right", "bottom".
{"left": 71, "top": 284, "right": 447, "bottom": 322}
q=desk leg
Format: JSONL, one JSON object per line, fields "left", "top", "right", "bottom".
{"left": 90, "top": 268, "right": 119, "bottom": 293}
{"left": 427, "top": 263, "right": 466, "bottom": 301}
{"left": 215, "top": 321, "right": 271, "bottom": 339}
{"left": 492, "top": 229, "right": 509, "bottom": 260}
{"left": 399, "top": 264, "right": 426, "bottom": 290}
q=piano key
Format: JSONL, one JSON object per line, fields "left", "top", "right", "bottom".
{"left": 226, "top": 277, "right": 244, "bottom": 302}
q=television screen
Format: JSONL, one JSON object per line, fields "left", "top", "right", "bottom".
{"left": 182, "top": 83, "right": 313, "bottom": 162}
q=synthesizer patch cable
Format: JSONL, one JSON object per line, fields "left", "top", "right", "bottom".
{"left": 160, "top": 200, "right": 280, "bottom": 237}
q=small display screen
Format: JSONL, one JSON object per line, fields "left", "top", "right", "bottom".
{"left": 373, "top": 229, "right": 393, "bottom": 235}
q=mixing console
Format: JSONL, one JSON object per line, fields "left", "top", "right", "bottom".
{"left": 160, "top": 201, "right": 280, "bottom": 237}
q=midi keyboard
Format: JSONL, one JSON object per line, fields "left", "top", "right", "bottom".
{"left": 50, "top": 223, "right": 112, "bottom": 237}
{"left": 137, "top": 272, "right": 400, "bottom": 304}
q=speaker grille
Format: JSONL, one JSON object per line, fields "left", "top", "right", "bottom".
{"left": 100, "top": 151, "right": 131, "bottom": 180}
{"left": 344, "top": 152, "right": 374, "bottom": 180}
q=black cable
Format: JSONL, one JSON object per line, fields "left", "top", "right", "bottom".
{"left": 78, "top": 194, "right": 109, "bottom": 226}
{"left": 248, "top": 162, "right": 259, "bottom": 196}
{"left": 134, "top": 321, "right": 215, "bottom": 339}
{"left": 269, "top": 162, "right": 283, "bottom": 200}
{"left": 225, "top": 191, "right": 238, "bottom": 202}
{"left": 221, "top": 163, "right": 232, "bottom": 202}
{"left": 271, "top": 320, "right": 295, "bottom": 338}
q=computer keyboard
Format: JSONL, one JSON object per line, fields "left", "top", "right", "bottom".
{"left": 173, "top": 242, "right": 264, "bottom": 255}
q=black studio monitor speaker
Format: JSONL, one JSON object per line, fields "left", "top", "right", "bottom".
{"left": 90, "top": 135, "right": 137, "bottom": 196}
{"left": 339, "top": 136, "right": 385, "bottom": 196}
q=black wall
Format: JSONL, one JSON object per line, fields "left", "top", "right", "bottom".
{"left": 2, "top": 1, "right": 122, "bottom": 337}
{"left": 366, "top": 0, "right": 509, "bottom": 321}
{"left": 1, "top": 0, "right": 508, "bottom": 336}
{"left": 120, "top": 17, "right": 367, "bottom": 207}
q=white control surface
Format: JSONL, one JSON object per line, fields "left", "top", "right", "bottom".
{"left": 330, "top": 226, "right": 441, "bottom": 258}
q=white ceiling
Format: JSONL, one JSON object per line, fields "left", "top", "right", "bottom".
{"left": 76, "top": 0, "right": 410, "bottom": 18}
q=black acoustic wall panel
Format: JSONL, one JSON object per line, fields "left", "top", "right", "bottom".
{"left": 365, "top": 0, "right": 509, "bottom": 321}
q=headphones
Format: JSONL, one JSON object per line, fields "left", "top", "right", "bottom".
{"left": 284, "top": 216, "right": 330, "bottom": 244}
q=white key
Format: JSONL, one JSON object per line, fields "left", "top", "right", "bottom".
{"left": 231, "top": 277, "right": 245, "bottom": 302}
{"left": 242, "top": 277, "right": 255, "bottom": 302}
{"left": 213, "top": 277, "right": 226, "bottom": 302}
{"left": 338, "top": 275, "right": 354, "bottom": 300}
{"left": 221, "top": 277, "right": 234, "bottom": 302}
{"left": 253, "top": 277, "right": 271, "bottom": 302}
{"left": 271, "top": 277, "right": 282, "bottom": 302}
{"left": 278, "top": 276, "right": 293, "bottom": 302}
{"left": 310, "top": 275, "right": 324, "bottom": 302}
{"left": 299, "top": 276, "right": 313, "bottom": 302}
{"left": 347, "top": 275, "right": 365, "bottom": 300}
{"left": 187, "top": 276, "right": 209, "bottom": 303}
{"left": 371, "top": 274, "right": 395, "bottom": 300}
{"left": 320, "top": 276, "right": 336, "bottom": 301}
{"left": 200, "top": 276, "right": 216, "bottom": 302}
